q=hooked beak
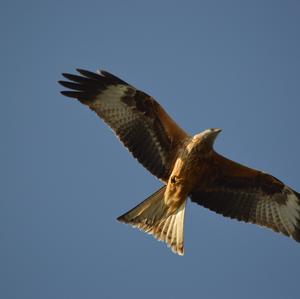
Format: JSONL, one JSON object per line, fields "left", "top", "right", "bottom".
{"left": 212, "top": 128, "right": 222, "bottom": 134}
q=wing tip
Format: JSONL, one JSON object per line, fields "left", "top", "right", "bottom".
{"left": 60, "top": 90, "right": 81, "bottom": 99}
{"left": 116, "top": 215, "right": 126, "bottom": 223}
{"left": 58, "top": 80, "right": 70, "bottom": 88}
{"left": 76, "top": 68, "right": 104, "bottom": 80}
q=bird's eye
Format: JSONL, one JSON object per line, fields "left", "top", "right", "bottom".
{"left": 171, "top": 176, "right": 177, "bottom": 184}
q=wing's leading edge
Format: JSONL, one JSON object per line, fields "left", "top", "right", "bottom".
{"left": 59, "top": 69, "right": 189, "bottom": 182}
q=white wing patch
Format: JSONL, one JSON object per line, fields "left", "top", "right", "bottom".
{"left": 241, "top": 188, "right": 300, "bottom": 238}
{"left": 279, "top": 188, "right": 300, "bottom": 234}
{"left": 89, "top": 84, "right": 169, "bottom": 173}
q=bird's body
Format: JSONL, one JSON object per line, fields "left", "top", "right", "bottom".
{"left": 59, "top": 69, "right": 300, "bottom": 255}
{"left": 164, "top": 130, "right": 220, "bottom": 210}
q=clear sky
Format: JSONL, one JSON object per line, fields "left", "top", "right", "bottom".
{"left": 1, "top": 0, "right": 300, "bottom": 298}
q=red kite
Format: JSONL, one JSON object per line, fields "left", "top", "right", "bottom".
{"left": 59, "top": 69, "right": 300, "bottom": 255}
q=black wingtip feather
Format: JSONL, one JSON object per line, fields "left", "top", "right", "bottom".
{"left": 62, "top": 73, "right": 86, "bottom": 83}
{"left": 99, "top": 70, "right": 129, "bottom": 85}
{"left": 59, "top": 68, "right": 131, "bottom": 104}
{"left": 76, "top": 68, "right": 103, "bottom": 80}
{"left": 60, "top": 90, "right": 82, "bottom": 98}
{"left": 59, "top": 80, "right": 86, "bottom": 91}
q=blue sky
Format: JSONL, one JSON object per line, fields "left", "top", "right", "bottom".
{"left": 1, "top": 0, "right": 300, "bottom": 298}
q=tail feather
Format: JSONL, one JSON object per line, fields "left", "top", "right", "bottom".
{"left": 117, "top": 186, "right": 186, "bottom": 255}
{"left": 154, "top": 203, "right": 186, "bottom": 255}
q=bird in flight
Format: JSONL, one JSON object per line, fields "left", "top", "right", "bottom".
{"left": 59, "top": 69, "right": 300, "bottom": 255}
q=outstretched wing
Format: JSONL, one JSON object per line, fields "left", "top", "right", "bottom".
{"left": 59, "top": 69, "right": 188, "bottom": 182}
{"left": 190, "top": 153, "right": 300, "bottom": 242}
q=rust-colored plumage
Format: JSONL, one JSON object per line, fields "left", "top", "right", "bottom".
{"left": 59, "top": 69, "right": 300, "bottom": 255}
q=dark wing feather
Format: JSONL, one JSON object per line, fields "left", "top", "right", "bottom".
{"left": 59, "top": 69, "right": 188, "bottom": 181}
{"left": 190, "top": 153, "right": 300, "bottom": 242}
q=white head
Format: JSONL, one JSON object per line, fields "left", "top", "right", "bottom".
{"left": 192, "top": 128, "right": 222, "bottom": 150}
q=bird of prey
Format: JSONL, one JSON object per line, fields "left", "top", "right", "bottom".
{"left": 59, "top": 69, "right": 300, "bottom": 255}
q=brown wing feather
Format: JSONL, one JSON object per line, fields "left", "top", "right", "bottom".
{"left": 59, "top": 69, "right": 188, "bottom": 181}
{"left": 190, "top": 153, "right": 300, "bottom": 242}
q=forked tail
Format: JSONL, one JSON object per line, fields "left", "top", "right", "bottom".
{"left": 117, "top": 186, "right": 186, "bottom": 255}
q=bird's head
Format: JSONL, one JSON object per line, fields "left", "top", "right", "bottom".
{"left": 192, "top": 128, "right": 222, "bottom": 151}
